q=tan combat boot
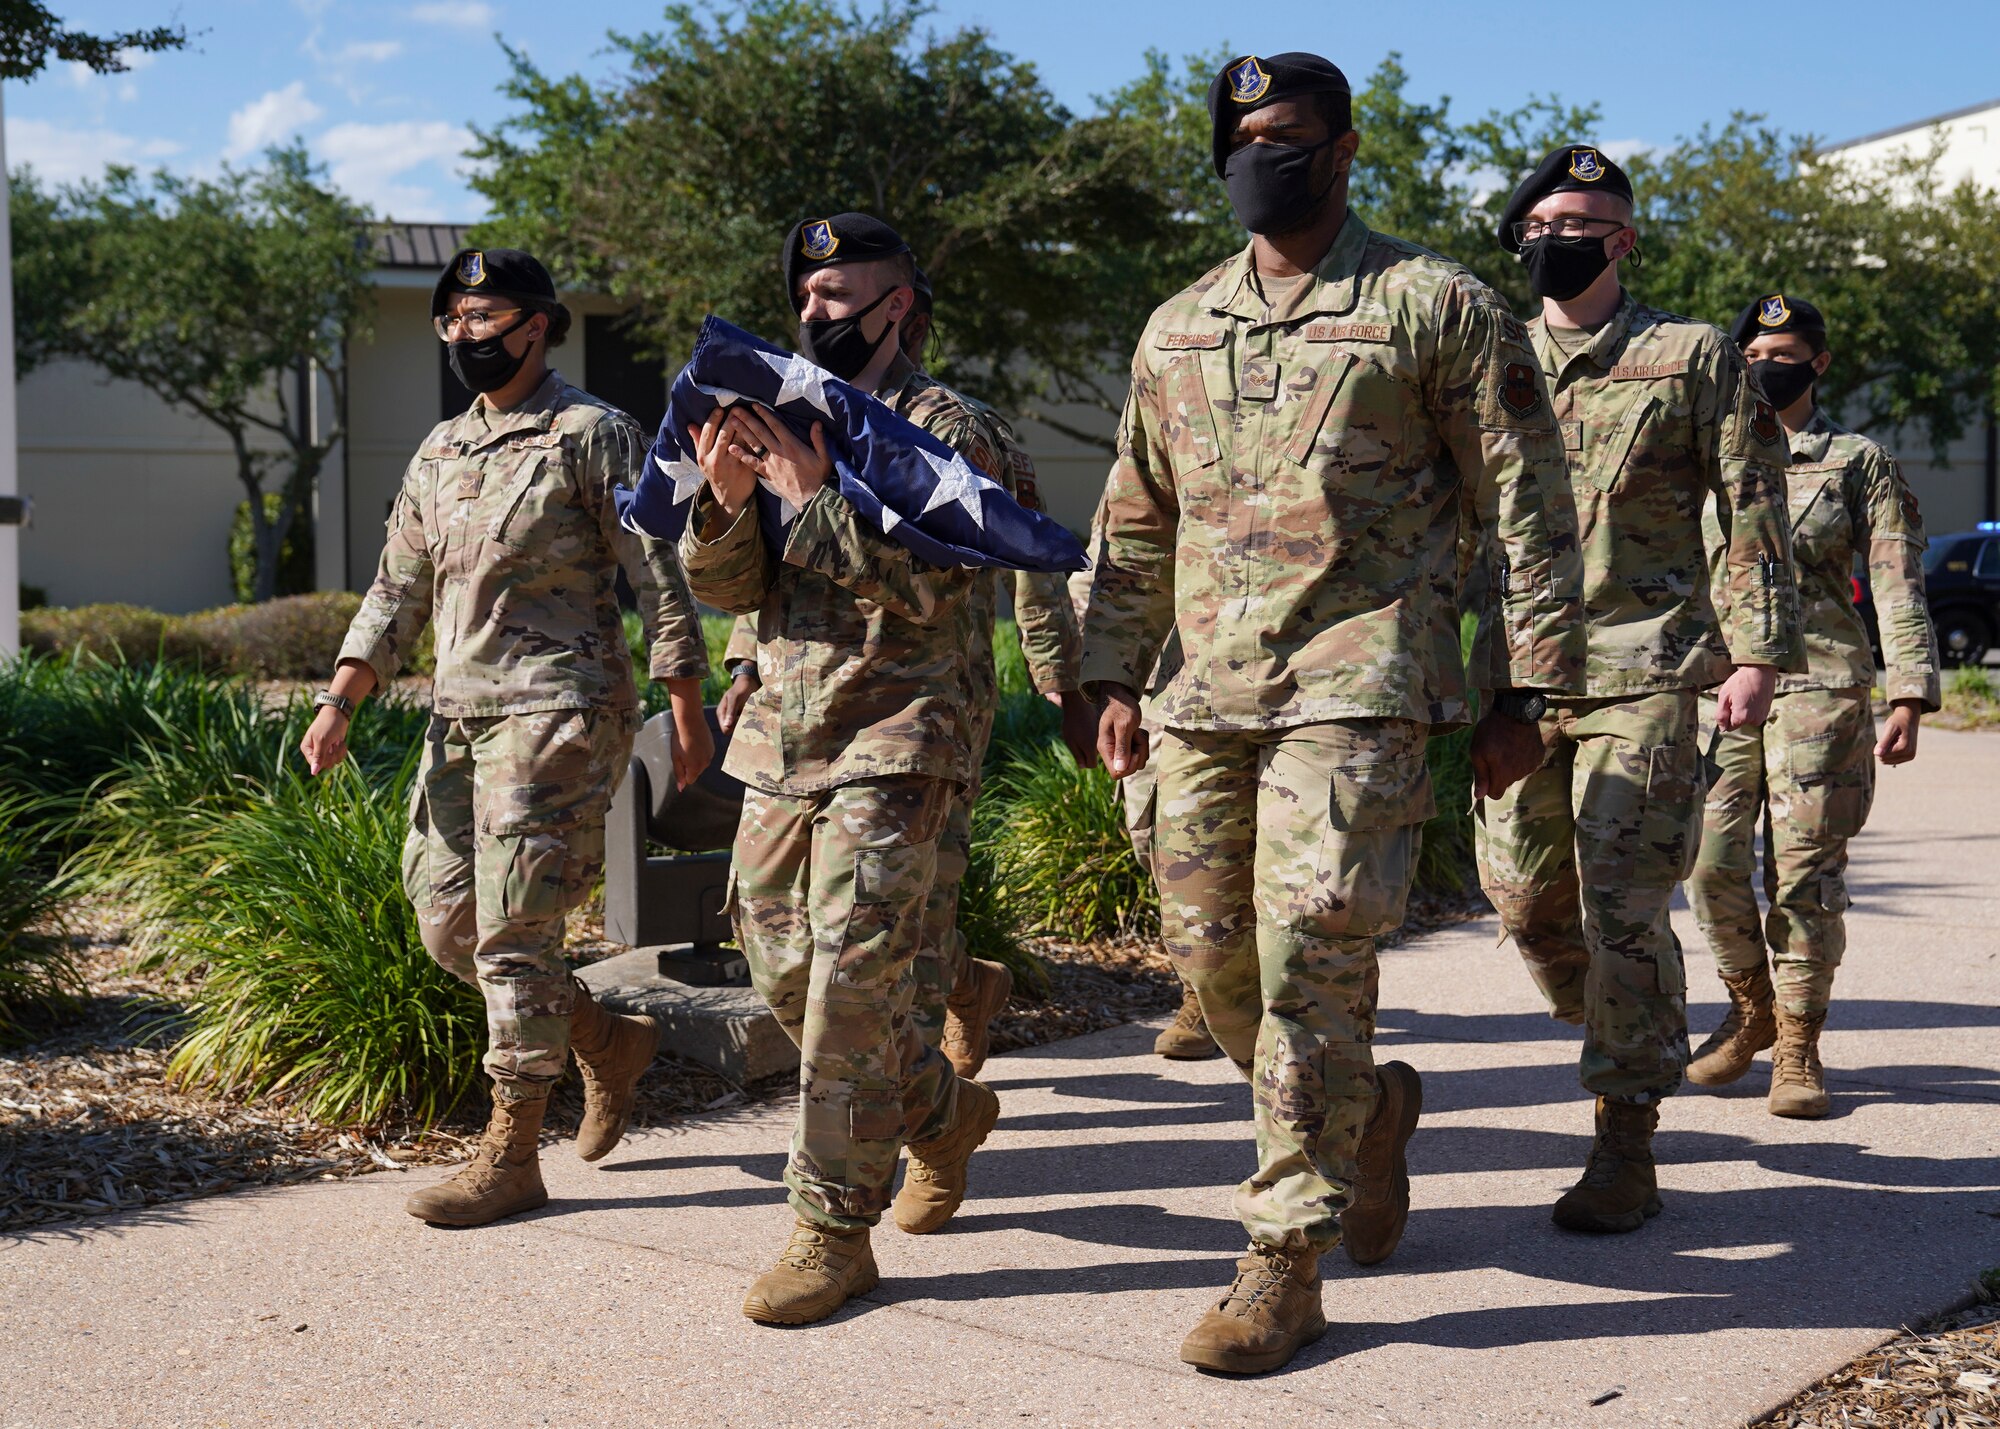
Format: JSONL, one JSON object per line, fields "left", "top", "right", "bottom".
{"left": 892, "top": 1079, "right": 1001, "bottom": 1234}
{"left": 1552, "top": 1097, "right": 1662, "bottom": 1234}
{"left": 1341, "top": 1061, "right": 1423, "bottom": 1266}
{"left": 568, "top": 984, "right": 661, "bottom": 1162}
{"left": 404, "top": 1094, "right": 549, "bottom": 1227}
{"left": 1154, "top": 983, "right": 1221, "bottom": 1060}
{"left": 742, "top": 1219, "right": 879, "bottom": 1325}
{"left": 941, "top": 958, "right": 1013, "bottom": 1079}
{"left": 1179, "top": 1243, "right": 1327, "bottom": 1375}
{"left": 1768, "top": 1010, "right": 1830, "bottom": 1119}
{"left": 1686, "top": 966, "right": 1776, "bottom": 1087}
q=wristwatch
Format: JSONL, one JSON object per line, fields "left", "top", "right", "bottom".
{"left": 313, "top": 689, "right": 356, "bottom": 718}
{"left": 728, "top": 660, "right": 759, "bottom": 682}
{"left": 1491, "top": 689, "right": 1549, "bottom": 725}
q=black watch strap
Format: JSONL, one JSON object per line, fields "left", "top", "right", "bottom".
{"left": 1493, "top": 690, "right": 1548, "bottom": 725}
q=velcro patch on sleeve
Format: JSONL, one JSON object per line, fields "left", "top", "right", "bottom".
{"left": 1156, "top": 331, "right": 1227, "bottom": 350}
{"left": 1608, "top": 360, "right": 1691, "bottom": 380}
{"left": 1303, "top": 322, "right": 1392, "bottom": 343}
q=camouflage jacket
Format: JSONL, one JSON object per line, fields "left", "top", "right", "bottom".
{"left": 1530, "top": 293, "right": 1803, "bottom": 697}
{"left": 338, "top": 370, "right": 710, "bottom": 716}
{"left": 716, "top": 365, "right": 1083, "bottom": 714}
{"left": 1706, "top": 408, "right": 1939, "bottom": 708}
{"left": 678, "top": 357, "right": 983, "bottom": 794}
{"left": 1078, "top": 213, "right": 1585, "bottom": 731}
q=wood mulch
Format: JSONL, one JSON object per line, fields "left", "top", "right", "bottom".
{"left": 1753, "top": 1295, "right": 2000, "bottom": 1427}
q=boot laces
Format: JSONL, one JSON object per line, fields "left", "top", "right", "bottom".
{"left": 779, "top": 1224, "right": 847, "bottom": 1273}
{"left": 1220, "top": 1247, "right": 1296, "bottom": 1316}
{"left": 1171, "top": 994, "right": 1205, "bottom": 1032}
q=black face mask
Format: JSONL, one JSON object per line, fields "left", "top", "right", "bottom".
{"left": 1749, "top": 356, "right": 1819, "bottom": 411}
{"left": 1521, "top": 233, "right": 1615, "bottom": 301}
{"left": 1223, "top": 139, "right": 1335, "bottom": 236}
{"left": 799, "top": 288, "right": 899, "bottom": 382}
{"left": 447, "top": 312, "right": 533, "bottom": 393}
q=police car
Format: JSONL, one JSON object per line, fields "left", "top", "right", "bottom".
{"left": 1861, "top": 522, "right": 2000, "bottom": 667}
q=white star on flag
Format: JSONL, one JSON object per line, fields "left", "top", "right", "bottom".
{"left": 918, "top": 447, "right": 1001, "bottom": 530}
{"left": 759, "top": 478, "right": 800, "bottom": 525}
{"left": 757, "top": 350, "right": 835, "bottom": 417}
{"left": 654, "top": 449, "right": 706, "bottom": 504}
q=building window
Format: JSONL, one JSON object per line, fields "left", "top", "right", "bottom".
{"left": 584, "top": 313, "right": 669, "bottom": 439}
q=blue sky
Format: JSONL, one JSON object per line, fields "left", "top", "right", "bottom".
{"left": 6, "top": 1, "right": 1997, "bottom": 220}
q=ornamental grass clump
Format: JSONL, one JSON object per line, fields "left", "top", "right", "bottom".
{"left": 980, "top": 740, "right": 1159, "bottom": 943}
{"left": 154, "top": 758, "right": 483, "bottom": 1127}
{"left": 0, "top": 794, "right": 84, "bottom": 1043}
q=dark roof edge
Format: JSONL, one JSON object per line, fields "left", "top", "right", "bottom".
{"left": 1824, "top": 99, "right": 2000, "bottom": 153}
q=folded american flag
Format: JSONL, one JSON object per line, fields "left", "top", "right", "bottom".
{"left": 615, "top": 317, "right": 1087, "bottom": 573}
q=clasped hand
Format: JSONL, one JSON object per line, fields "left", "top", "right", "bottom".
{"left": 688, "top": 404, "right": 833, "bottom": 520}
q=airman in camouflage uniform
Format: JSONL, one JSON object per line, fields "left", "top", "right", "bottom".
{"left": 1080, "top": 53, "right": 1584, "bottom": 1375}
{"left": 677, "top": 213, "right": 1002, "bottom": 1328}
{"left": 1686, "top": 294, "right": 1939, "bottom": 1119}
{"left": 1476, "top": 149, "right": 1803, "bottom": 1234}
{"left": 305, "top": 248, "right": 713, "bottom": 1229}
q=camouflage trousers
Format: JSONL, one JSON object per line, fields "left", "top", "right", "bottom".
{"left": 910, "top": 702, "right": 998, "bottom": 1045}
{"left": 730, "top": 776, "right": 960, "bottom": 1230}
{"left": 1474, "top": 689, "right": 1699, "bottom": 1103}
{"left": 1156, "top": 720, "right": 1434, "bottom": 1253}
{"left": 402, "top": 706, "right": 638, "bottom": 1102}
{"left": 1686, "top": 688, "right": 1875, "bottom": 1017}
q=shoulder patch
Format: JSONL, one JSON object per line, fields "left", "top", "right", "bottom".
{"left": 1500, "top": 363, "right": 1543, "bottom": 420}
{"left": 1156, "top": 331, "right": 1226, "bottom": 350}
{"left": 1751, "top": 399, "right": 1780, "bottom": 446}
{"left": 1500, "top": 316, "right": 1530, "bottom": 347}
{"left": 1608, "top": 360, "right": 1692, "bottom": 380}
{"left": 1303, "top": 322, "right": 1392, "bottom": 344}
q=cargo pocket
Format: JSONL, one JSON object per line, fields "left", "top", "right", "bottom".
{"left": 1786, "top": 730, "right": 1874, "bottom": 840}
{"left": 1304, "top": 745, "right": 1436, "bottom": 939}
{"left": 1636, "top": 738, "right": 1702, "bottom": 887}
{"left": 834, "top": 839, "right": 939, "bottom": 990}
{"left": 1327, "top": 750, "right": 1436, "bottom": 833}
{"left": 484, "top": 795, "right": 591, "bottom": 923}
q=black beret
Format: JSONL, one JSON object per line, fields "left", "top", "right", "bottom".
{"left": 1207, "top": 52, "right": 1351, "bottom": 178}
{"left": 911, "top": 264, "right": 933, "bottom": 315}
{"left": 1497, "top": 145, "right": 1635, "bottom": 253}
{"left": 431, "top": 247, "right": 557, "bottom": 318}
{"left": 782, "top": 212, "right": 912, "bottom": 312}
{"left": 1729, "top": 293, "right": 1828, "bottom": 349}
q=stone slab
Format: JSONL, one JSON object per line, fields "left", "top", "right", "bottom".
{"left": 577, "top": 947, "right": 798, "bottom": 1084}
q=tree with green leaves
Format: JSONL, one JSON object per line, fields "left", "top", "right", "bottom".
{"left": 14, "top": 147, "right": 376, "bottom": 601}
{"left": 468, "top": 0, "right": 1170, "bottom": 446}
{"left": 0, "top": 1, "right": 186, "bottom": 80}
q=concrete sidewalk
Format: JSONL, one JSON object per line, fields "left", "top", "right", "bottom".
{"left": 5, "top": 731, "right": 1998, "bottom": 1428}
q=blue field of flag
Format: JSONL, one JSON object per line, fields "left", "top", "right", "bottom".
{"left": 615, "top": 317, "right": 1087, "bottom": 574}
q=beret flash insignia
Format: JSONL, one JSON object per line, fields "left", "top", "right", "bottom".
{"left": 1567, "top": 148, "right": 1605, "bottom": 183}
{"left": 457, "top": 251, "right": 486, "bottom": 286}
{"left": 800, "top": 220, "right": 839, "bottom": 262}
{"left": 1758, "top": 294, "right": 1791, "bottom": 327}
{"left": 1227, "top": 56, "right": 1272, "bottom": 104}
{"left": 1501, "top": 362, "right": 1542, "bottom": 419}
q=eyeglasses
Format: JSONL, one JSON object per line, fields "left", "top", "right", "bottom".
{"left": 1510, "top": 216, "right": 1629, "bottom": 245}
{"left": 433, "top": 308, "right": 524, "bottom": 342}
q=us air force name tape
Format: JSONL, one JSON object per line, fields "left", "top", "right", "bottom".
{"left": 1497, "top": 145, "right": 1635, "bottom": 253}
{"left": 1729, "top": 293, "right": 1828, "bottom": 350}
{"left": 1206, "top": 52, "right": 1352, "bottom": 177}
{"left": 432, "top": 247, "right": 558, "bottom": 318}
{"left": 783, "top": 212, "right": 913, "bottom": 312}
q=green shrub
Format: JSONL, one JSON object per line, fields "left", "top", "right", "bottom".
{"left": 19, "top": 603, "right": 177, "bottom": 664}
{"left": 1416, "top": 726, "right": 1474, "bottom": 897}
{"left": 229, "top": 491, "right": 315, "bottom": 603}
{"left": 957, "top": 838, "right": 1049, "bottom": 996}
{"left": 0, "top": 794, "right": 83, "bottom": 1043}
{"left": 981, "top": 740, "right": 1157, "bottom": 942}
{"left": 1948, "top": 665, "right": 1995, "bottom": 703}
{"left": 155, "top": 758, "right": 483, "bottom": 1126}
{"left": 629, "top": 609, "right": 737, "bottom": 708}
{"left": 19, "top": 593, "right": 364, "bottom": 679}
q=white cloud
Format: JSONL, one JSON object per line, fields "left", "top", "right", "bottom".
{"left": 335, "top": 39, "right": 404, "bottom": 63}
{"left": 410, "top": 1, "right": 496, "bottom": 26}
{"left": 113, "top": 48, "right": 160, "bottom": 73}
{"left": 1598, "top": 139, "right": 1659, "bottom": 164}
{"left": 317, "top": 119, "right": 473, "bottom": 218}
{"left": 3, "top": 117, "right": 181, "bottom": 184}
{"left": 224, "top": 82, "right": 324, "bottom": 160}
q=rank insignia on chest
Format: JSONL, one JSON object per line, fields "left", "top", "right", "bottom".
{"left": 456, "top": 251, "right": 485, "bottom": 286}
{"left": 1751, "top": 399, "right": 1780, "bottom": 445}
{"left": 1227, "top": 56, "right": 1271, "bottom": 104}
{"left": 457, "top": 470, "right": 483, "bottom": 500}
{"left": 1567, "top": 148, "right": 1606, "bottom": 182}
{"left": 1758, "top": 294, "right": 1790, "bottom": 327}
{"left": 800, "top": 220, "right": 839, "bottom": 261}
{"left": 1501, "top": 362, "right": 1542, "bottom": 419}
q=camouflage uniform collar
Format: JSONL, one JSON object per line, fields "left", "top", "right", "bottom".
{"left": 1788, "top": 405, "right": 1844, "bottom": 465}
{"left": 871, "top": 353, "right": 924, "bottom": 408}
{"left": 1209, "top": 210, "right": 1370, "bottom": 326}
{"left": 1532, "top": 289, "right": 1641, "bottom": 379}
{"left": 460, "top": 369, "right": 565, "bottom": 447}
